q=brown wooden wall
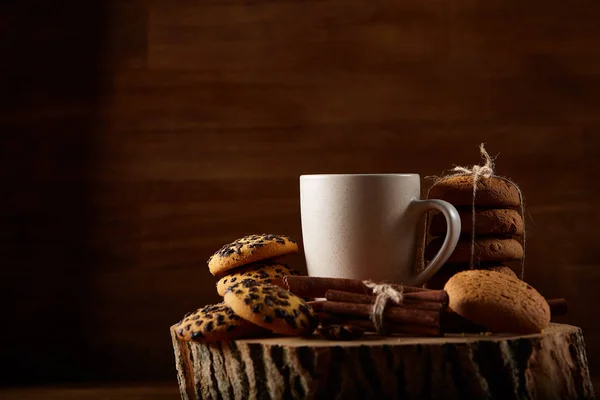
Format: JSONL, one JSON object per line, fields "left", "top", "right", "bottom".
{"left": 2, "top": 0, "right": 600, "bottom": 384}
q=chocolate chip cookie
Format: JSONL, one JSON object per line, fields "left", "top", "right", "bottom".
{"left": 216, "top": 260, "right": 301, "bottom": 296}
{"left": 224, "top": 280, "right": 318, "bottom": 336}
{"left": 173, "top": 302, "right": 267, "bottom": 342}
{"left": 208, "top": 234, "right": 298, "bottom": 276}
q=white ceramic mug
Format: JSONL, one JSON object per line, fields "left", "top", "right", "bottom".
{"left": 299, "top": 174, "right": 460, "bottom": 286}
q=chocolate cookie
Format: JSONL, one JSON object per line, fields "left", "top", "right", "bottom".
{"left": 425, "top": 237, "right": 524, "bottom": 265}
{"left": 444, "top": 270, "right": 550, "bottom": 334}
{"left": 429, "top": 208, "right": 524, "bottom": 236}
{"left": 216, "top": 260, "right": 301, "bottom": 296}
{"left": 208, "top": 234, "right": 298, "bottom": 276}
{"left": 173, "top": 303, "right": 267, "bottom": 342}
{"left": 428, "top": 175, "right": 520, "bottom": 207}
{"left": 224, "top": 280, "right": 318, "bottom": 336}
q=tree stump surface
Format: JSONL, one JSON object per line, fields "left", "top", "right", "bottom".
{"left": 171, "top": 323, "right": 594, "bottom": 400}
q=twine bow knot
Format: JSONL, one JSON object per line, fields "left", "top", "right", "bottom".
{"left": 363, "top": 281, "right": 404, "bottom": 335}
{"left": 449, "top": 143, "right": 495, "bottom": 182}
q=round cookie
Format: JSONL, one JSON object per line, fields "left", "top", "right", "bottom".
{"left": 173, "top": 302, "right": 267, "bottom": 342}
{"left": 424, "top": 264, "right": 516, "bottom": 289}
{"left": 428, "top": 175, "right": 520, "bottom": 207}
{"left": 216, "top": 260, "right": 301, "bottom": 296}
{"left": 425, "top": 237, "right": 524, "bottom": 265}
{"left": 208, "top": 234, "right": 298, "bottom": 276}
{"left": 444, "top": 270, "right": 550, "bottom": 334}
{"left": 429, "top": 208, "right": 524, "bottom": 236}
{"left": 224, "top": 279, "right": 318, "bottom": 336}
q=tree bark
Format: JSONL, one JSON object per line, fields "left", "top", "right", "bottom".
{"left": 171, "top": 323, "right": 594, "bottom": 400}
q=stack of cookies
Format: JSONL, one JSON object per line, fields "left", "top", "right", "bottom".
{"left": 173, "top": 234, "right": 318, "bottom": 342}
{"left": 424, "top": 175, "right": 525, "bottom": 289}
{"left": 208, "top": 233, "right": 301, "bottom": 296}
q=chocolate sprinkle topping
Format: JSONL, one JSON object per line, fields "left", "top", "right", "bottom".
{"left": 285, "top": 315, "right": 298, "bottom": 329}
{"left": 298, "top": 304, "right": 310, "bottom": 314}
{"left": 242, "top": 279, "right": 256, "bottom": 287}
{"left": 252, "top": 304, "right": 263, "bottom": 313}
{"left": 191, "top": 331, "right": 205, "bottom": 339}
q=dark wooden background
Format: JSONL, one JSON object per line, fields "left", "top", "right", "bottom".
{"left": 1, "top": 0, "right": 600, "bottom": 386}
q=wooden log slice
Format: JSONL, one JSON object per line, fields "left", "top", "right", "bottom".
{"left": 171, "top": 323, "right": 594, "bottom": 400}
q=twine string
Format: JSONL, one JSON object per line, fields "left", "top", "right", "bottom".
{"left": 447, "top": 143, "right": 494, "bottom": 269}
{"left": 363, "top": 280, "right": 404, "bottom": 335}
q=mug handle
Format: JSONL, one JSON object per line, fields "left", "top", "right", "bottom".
{"left": 408, "top": 198, "right": 461, "bottom": 286}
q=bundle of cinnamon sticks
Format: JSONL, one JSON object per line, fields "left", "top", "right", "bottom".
{"left": 285, "top": 276, "right": 446, "bottom": 336}
{"left": 284, "top": 276, "right": 568, "bottom": 338}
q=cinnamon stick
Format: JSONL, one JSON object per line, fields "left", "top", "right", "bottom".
{"left": 325, "top": 290, "right": 443, "bottom": 311}
{"left": 307, "top": 300, "right": 327, "bottom": 312}
{"left": 337, "top": 318, "right": 441, "bottom": 337}
{"left": 315, "top": 311, "right": 339, "bottom": 324}
{"left": 403, "top": 290, "right": 449, "bottom": 304}
{"left": 547, "top": 298, "right": 568, "bottom": 316}
{"left": 284, "top": 276, "right": 431, "bottom": 298}
{"left": 320, "top": 301, "right": 440, "bottom": 328}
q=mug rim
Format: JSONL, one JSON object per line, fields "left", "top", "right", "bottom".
{"left": 300, "top": 173, "right": 419, "bottom": 179}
